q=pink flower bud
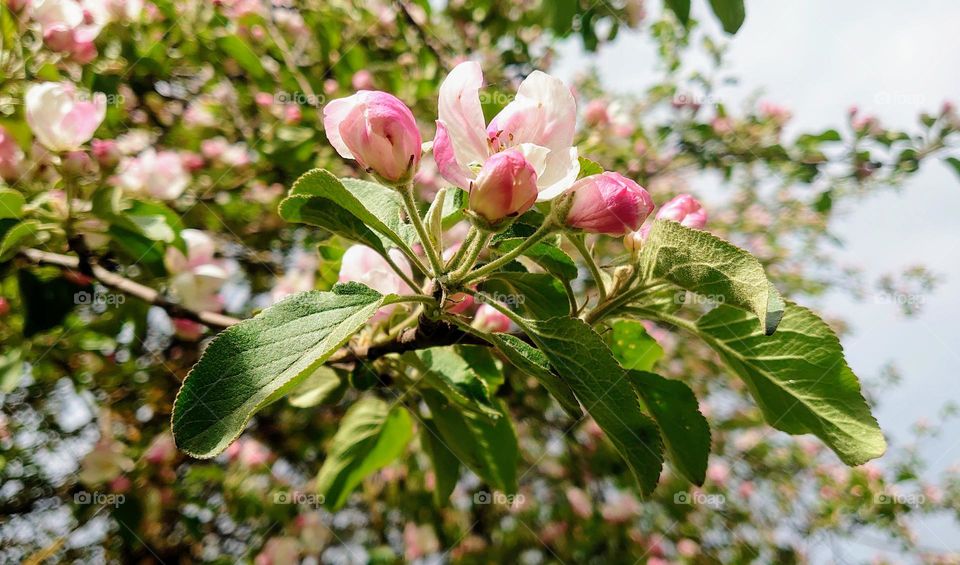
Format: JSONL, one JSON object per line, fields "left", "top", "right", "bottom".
{"left": 656, "top": 194, "right": 707, "bottom": 230}
{"left": 472, "top": 304, "right": 511, "bottom": 333}
{"left": 323, "top": 91, "right": 422, "bottom": 183}
{"left": 583, "top": 99, "right": 610, "bottom": 126}
{"left": 25, "top": 82, "right": 106, "bottom": 152}
{"left": 351, "top": 70, "right": 375, "bottom": 90}
{"left": 0, "top": 126, "right": 24, "bottom": 181}
{"left": 255, "top": 92, "right": 274, "bottom": 107}
{"left": 564, "top": 172, "right": 654, "bottom": 236}
{"left": 443, "top": 292, "right": 474, "bottom": 314}
{"left": 468, "top": 149, "right": 538, "bottom": 224}
{"left": 91, "top": 138, "right": 120, "bottom": 168}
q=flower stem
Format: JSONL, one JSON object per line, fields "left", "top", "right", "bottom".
{"left": 446, "top": 230, "right": 491, "bottom": 282}
{"left": 401, "top": 182, "right": 445, "bottom": 277}
{"left": 569, "top": 234, "right": 607, "bottom": 302}
{"left": 444, "top": 225, "right": 479, "bottom": 271}
{"left": 458, "top": 220, "right": 556, "bottom": 284}
{"left": 382, "top": 252, "right": 421, "bottom": 294}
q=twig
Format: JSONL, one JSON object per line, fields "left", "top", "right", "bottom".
{"left": 20, "top": 248, "right": 527, "bottom": 364}
{"left": 394, "top": 0, "right": 453, "bottom": 70}
{"left": 19, "top": 248, "right": 241, "bottom": 329}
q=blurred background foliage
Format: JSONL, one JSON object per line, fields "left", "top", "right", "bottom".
{"left": 1, "top": 0, "right": 959, "bottom": 563}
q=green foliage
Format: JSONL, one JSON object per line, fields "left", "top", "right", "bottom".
{"left": 629, "top": 371, "right": 710, "bottom": 485}
{"left": 639, "top": 219, "right": 784, "bottom": 335}
{"left": 522, "top": 316, "right": 664, "bottom": 495}
{"left": 171, "top": 284, "right": 392, "bottom": 458}
{"left": 698, "top": 302, "right": 887, "bottom": 465}
{"left": 315, "top": 397, "right": 413, "bottom": 509}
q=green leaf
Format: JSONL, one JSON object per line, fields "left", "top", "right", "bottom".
{"left": 639, "top": 219, "right": 784, "bottom": 335}
{"left": 422, "top": 389, "right": 518, "bottom": 494}
{"left": 577, "top": 156, "right": 604, "bottom": 179}
{"left": 216, "top": 35, "right": 266, "bottom": 79}
{"left": 488, "top": 333, "right": 583, "bottom": 419}
{"left": 708, "top": 0, "right": 746, "bottom": 34}
{"left": 523, "top": 316, "right": 664, "bottom": 494}
{"left": 424, "top": 187, "right": 446, "bottom": 250}
{"left": 420, "top": 417, "right": 460, "bottom": 505}
{"left": 1, "top": 220, "right": 45, "bottom": 261}
{"left": 608, "top": 320, "right": 664, "bottom": 371}
{"left": 0, "top": 349, "right": 24, "bottom": 393}
{"left": 279, "top": 169, "right": 416, "bottom": 254}
{"left": 664, "top": 0, "right": 691, "bottom": 25}
{"left": 482, "top": 273, "right": 570, "bottom": 319}
{"left": 944, "top": 157, "right": 960, "bottom": 181}
{"left": 315, "top": 397, "right": 413, "bottom": 509}
{"left": 406, "top": 347, "right": 501, "bottom": 420}
{"left": 697, "top": 302, "right": 886, "bottom": 466}
{"left": 114, "top": 200, "right": 185, "bottom": 248}
{"left": 441, "top": 188, "right": 468, "bottom": 228}
{"left": 287, "top": 366, "right": 348, "bottom": 408}
{"left": 171, "top": 283, "right": 392, "bottom": 458}
{"left": 492, "top": 238, "right": 578, "bottom": 281}
{"left": 629, "top": 371, "right": 709, "bottom": 485}
{"left": 0, "top": 188, "right": 25, "bottom": 220}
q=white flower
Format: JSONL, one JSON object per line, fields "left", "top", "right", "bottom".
{"left": 25, "top": 82, "right": 106, "bottom": 152}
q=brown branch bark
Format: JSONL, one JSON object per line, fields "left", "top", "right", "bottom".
{"left": 19, "top": 249, "right": 519, "bottom": 365}
{"left": 19, "top": 248, "right": 242, "bottom": 329}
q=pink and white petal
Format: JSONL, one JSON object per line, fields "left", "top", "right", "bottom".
{"left": 514, "top": 70, "right": 577, "bottom": 150}
{"left": 514, "top": 143, "right": 550, "bottom": 179}
{"left": 322, "top": 95, "right": 360, "bottom": 159}
{"left": 486, "top": 97, "right": 539, "bottom": 151}
{"left": 535, "top": 147, "right": 580, "bottom": 202}
{"left": 433, "top": 121, "right": 473, "bottom": 190}
{"left": 437, "top": 61, "right": 489, "bottom": 169}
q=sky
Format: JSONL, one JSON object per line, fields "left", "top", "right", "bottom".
{"left": 555, "top": 0, "right": 960, "bottom": 559}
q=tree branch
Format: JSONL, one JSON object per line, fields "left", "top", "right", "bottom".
{"left": 19, "top": 249, "right": 523, "bottom": 365}
{"left": 19, "top": 248, "right": 241, "bottom": 329}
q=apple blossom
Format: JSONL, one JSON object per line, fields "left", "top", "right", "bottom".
{"left": 564, "top": 172, "right": 654, "bottom": 236}
{"left": 472, "top": 304, "right": 511, "bottom": 333}
{"left": 116, "top": 148, "right": 191, "bottom": 200}
{"left": 433, "top": 61, "right": 580, "bottom": 202}
{"left": 351, "top": 69, "right": 375, "bottom": 90}
{"left": 25, "top": 82, "right": 106, "bottom": 152}
{"left": 468, "top": 149, "right": 539, "bottom": 224}
{"left": 0, "top": 126, "right": 24, "bottom": 181}
{"left": 583, "top": 99, "right": 610, "bottom": 127}
{"left": 338, "top": 245, "right": 414, "bottom": 320}
{"left": 323, "top": 91, "right": 422, "bottom": 183}
{"left": 164, "top": 230, "right": 228, "bottom": 313}
{"left": 655, "top": 194, "right": 707, "bottom": 230}
{"left": 30, "top": 0, "right": 109, "bottom": 61}
{"left": 90, "top": 138, "right": 120, "bottom": 168}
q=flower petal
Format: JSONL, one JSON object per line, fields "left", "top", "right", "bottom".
{"left": 489, "top": 70, "right": 577, "bottom": 152}
{"left": 322, "top": 95, "right": 359, "bottom": 159}
{"left": 433, "top": 120, "right": 472, "bottom": 190}
{"left": 536, "top": 147, "right": 580, "bottom": 201}
{"left": 437, "top": 61, "right": 489, "bottom": 170}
